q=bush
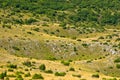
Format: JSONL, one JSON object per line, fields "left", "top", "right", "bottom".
{"left": 25, "top": 18, "right": 38, "bottom": 24}
{"left": 24, "top": 72, "right": 31, "bottom": 77}
{"left": 98, "top": 36, "right": 104, "bottom": 39}
{"left": 114, "top": 57, "right": 120, "bottom": 63}
{"left": 55, "top": 72, "right": 66, "bottom": 76}
{"left": 116, "top": 64, "right": 120, "bottom": 69}
{"left": 23, "top": 61, "right": 32, "bottom": 67}
{"left": 48, "top": 57, "right": 57, "bottom": 61}
{"left": 82, "top": 43, "right": 89, "bottom": 47}
{"left": 2, "top": 24, "right": 11, "bottom": 29}
{"left": 8, "top": 68, "right": 14, "bottom": 72}
{"left": 5, "top": 77, "right": 9, "bottom": 80}
{"left": 32, "top": 74, "right": 44, "bottom": 79}
{"left": 32, "top": 28, "right": 39, "bottom": 32}
{"left": 15, "top": 74, "right": 23, "bottom": 80}
{"left": 12, "top": 46, "right": 20, "bottom": 51}
{"left": 69, "top": 67, "right": 75, "bottom": 71}
{"left": 116, "top": 38, "right": 120, "bottom": 41}
{"left": 7, "top": 64, "right": 17, "bottom": 69}
{"left": 0, "top": 71, "right": 7, "bottom": 79}
{"left": 45, "top": 70, "right": 53, "bottom": 74}
{"left": 61, "top": 61, "right": 70, "bottom": 66}
{"left": 92, "top": 74, "right": 99, "bottom": 78}
{"left": 72, "top": 74, "right": 81, "bottom": 78}
{"left": 39, "top": 64, "right": 46, "bottom": 71}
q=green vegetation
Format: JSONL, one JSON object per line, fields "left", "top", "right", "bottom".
{"left": 0, "top": 0, "right": 120, "bottom": 79}
{"left": 32, "top": 74, "right": 44, "bottom": 79}
{"left": 0, "top": 0, "right": 120, "bottom": 28}
{"left": 61, "top": 60, "right": 70, "bottom": 66}
{"left": 114, "top": 57, "right": 120, "bottom": 63}
{"left": 0, "top": 71, "right": 7, "bottom": 79}
{"left": 92, "top": 74, "right": 99, "bottom": 78}
{"left": 72, "top": 74, "right": 81, "bottom": 78}
{"left": 45, "top": 70, "right": 53, "bottom": 74}
{"left": 39, "top": 64, "right": 46, "bottom": 71}
{"left": 69, "top": 67, "right": 75, "bottom": 71}
{"left": 116, "top": 64, "right": 120, "bottom": 69}
{"left": 7, "top": 64, "right": 17, "bottom": 69}
{"left": 24, "top": 72, "right": 31, "bottom": 77}
{"left": 22, "top": 61, "right": 32, "bottom": 67}
{"left": 55, "top": 72, "right": 66, "bottom": 76}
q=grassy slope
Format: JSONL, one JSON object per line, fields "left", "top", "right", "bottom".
{"left": 0, "top": 49, "right": 119, "bottom": 80}
{"left": 0, "top": 4, "right": 120, "bottom": 79}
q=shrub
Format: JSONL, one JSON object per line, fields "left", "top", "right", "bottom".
{"left": 48, "top": 57, "right": 57, "bottom": 61}
{"left": 16, "top": 71, "right": 24, "bottom": 75}
{"left": 114, "top": 57, "right": 120, "bottom": 63}
{"left": 24, "top": 68, "right": 29, "bottom": 71}
{"left": 2, "top": 24, "right": 11, "bottom": 29}
{"left": 98, "top": 36, "right": 104, "bottom": 39}
{"left": 69, "top": 67, "right": 75, "bottom": 71}
{"left": 25, "top": 18, "right": 38, "bottom": 24}
{"left": 27, "top": 31, "right": 33, "bottom": 35}
{"left": 116, "top": 64, "right": 120, "bottom": 69}
{"left": 24, "top": 72, "right": 31, "bottom": 77}
{"left": 92, "top": 74, "right": 99, "bottom": 78}
{"left": 77, "top": 39, "right": 82, "bottom": 41}
{"left": 0, "top": 71, "right": 7, "bottom": 79}
{"left": 7, "top": 64, "right": 17, "bottom": 69}
{"left": 5, "top": 77, "right": 9, "bottom": 80}
{"left": 45, "top": 70, "right": 53, "bottom": 74}
{"left": 55, "top": 72, "right": 66, "bottom": 76}
{"left": 82, "top": 43, "right": 88, "bottom": 47}
{"left": 7, "top": 74, "right": 16, "bottom": 77}
{"left": 74, "top": 47, "right": 77, "bottom": 51}
{"left": 116, "top": 38, "right": 120, "bottom": 41}
{"left": 23, "top": 61, "right": 32, "bottom": 67}
{"left": 8, "top": 68, "right": 14, "bottom": 72}
{"left": 32, "top": 74, "right": 44, "bottom": 79}
{"left": 15, "top": 74, "right": 23, "bottom": 80}
{"left": 72, "top": 74, "right": 81, "bottom": 78}
{"left": 12, "top": 46, "right": 20, "bottom": 51}
{"left": 32, "top": 28, "right": 39, "bottom": 32}
{"left": 61, "top": 61, "right": 70, "bottom": 66}
{"left": 39, "top": 64, "right": 46, "bottom": 71}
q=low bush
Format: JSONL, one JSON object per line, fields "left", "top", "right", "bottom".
{"left": 69, "top": 67, "right": 75, "bottom": 71}
{"left": 92, "top": 74, "right": 99, "bottom": 78}
{"left": 12, "top": 46, "right": 20, "bottom": 51}
{"left": 45, "top": 70, "right": 53, "bottom": 74}
{"left": 32, "top": 28, "right": 39, "bottom": 32}
{"left": 116, "top": 64, "right": 120, "bottom": 69}
{"left": 61, "top": 60, "right": 70, "bottom": 66}
{"left": 0, "top": 71, "right": 7, "bottom": 79}
{"left": 23, "top": 61, "right": 32, "bottom": 67}
{"left": 55, "top": 72, "right": 66, "bottom": 76}
{"left": 72, "top": 74, "right": 81, "bottom": 78}
{"left": 24, "top": 72, "right": 31, "bottom": 77}
{"left": 8, "top": 68, "right": 14, "bottom": 72}
{"left": 7, "top": 64, "right": 17, "bottom": 69}
{"left": 39, "top": 64, "right": 46, "bottom": 71}
{"left": 98, "top": 36, "right": 104, "bottom": 39}
{"left": 114, "top": 57, "right": 120, "bottom": 63}
{"left": 32, "top": 74, "right": 44, "bottom": 79}
{"left": 25, "top": 18, "right": 38, "bottom": 24}
{"left": 15, "top": 74, "right": 23, "bottom": 80}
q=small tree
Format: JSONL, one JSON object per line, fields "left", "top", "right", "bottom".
{"left": 39, "top": 64, "right": 46, "bottom": 71}
{"left": 0, "top": 71, "right": 7, "bottom": 79}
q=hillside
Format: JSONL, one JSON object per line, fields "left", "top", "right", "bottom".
{"left": 0, "top": 0, "right": 120, "bottom": 80}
